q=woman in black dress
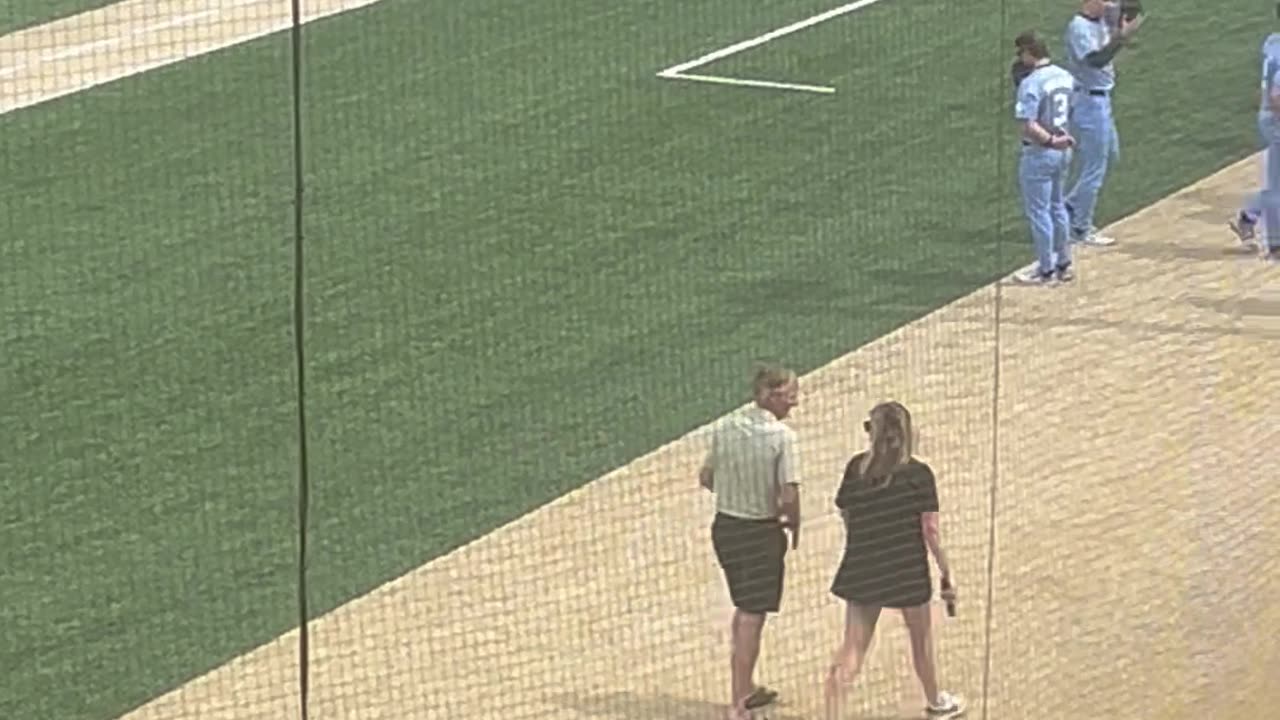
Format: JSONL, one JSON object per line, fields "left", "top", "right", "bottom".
{"left": 823, "top": 401, "right": 966, "bottom": 719}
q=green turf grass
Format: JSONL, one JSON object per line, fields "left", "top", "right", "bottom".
{"left": 0, "top": 0, "right": 1262, "bottom": 718}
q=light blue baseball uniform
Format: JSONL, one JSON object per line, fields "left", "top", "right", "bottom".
{"left": 1102, "top": 1, "right": 1123, "bottom": 32}
{"left": 1015, "top": 62, "right": 1076, "bottom": 276}
{"left": 1239, "top": 32, "right": 1280, "bottom": 250}
{"left": 1062, "top": 6, "right": 1122, "bottom": 238}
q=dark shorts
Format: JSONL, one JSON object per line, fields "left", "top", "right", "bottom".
{"left": 711, "top": 513, "right": 787, "bottom": 614}
{"left": 830, "top": 548, "right": 932, "bottom": 609}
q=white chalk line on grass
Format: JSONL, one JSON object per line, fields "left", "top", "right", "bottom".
{"left": 0, "top": 0, "right": 383, "bottom": 113}
{"left": 656, "top": 0, "right": 889, "bottom": 95}
{"left": 37, "top": 10, "right": 216, "bottom": 63}
{"left": 0, "top": 0, "right": 254, "bottom": 73}
{"left": 661, "top": 72, "right": 836, "bottom": 95}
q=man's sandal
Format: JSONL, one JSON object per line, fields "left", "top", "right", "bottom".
{"left": 744, "top": 686, "right": 778, "bottom": 709}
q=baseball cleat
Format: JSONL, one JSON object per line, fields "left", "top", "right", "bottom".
{"left": 1055, "top": 263, "right": 1076, "bottom": 282}
{"left": 1228, "top": 214, "right": 1258, "bottom": 247}
{"left": 1063, "top": 203, "right": 1110, "bottom": 244}
{"left": 1011, "top": 267, "right": 1057, "bottom": 285}
{"left": 1071, "top": 227, "right": 1116, "bottom": 246}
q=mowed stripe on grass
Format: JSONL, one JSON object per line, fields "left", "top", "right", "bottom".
{"left": 0, "top": 0, "right": 384, "bottom": 115}
{"left": 121, "top": 155, "right": 1280, "bottom": 720}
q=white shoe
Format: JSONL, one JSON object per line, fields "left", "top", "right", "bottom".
{"left": 1011, "top": 267, "right": 1056, "bottom": 285}
{"left": 1064, "top": 203, "right": 1113, "bottom": 245}
{"left": 926, "top": 691, "right": 967, "bottom": 718}
{"left": 1072, "top": 227, "right": 1116, "bottom": 246}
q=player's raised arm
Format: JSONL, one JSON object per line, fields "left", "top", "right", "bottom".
{"left": 1079, "top": 9, "right": 1144, "bottom": 68}
{"left": 1268, "top": 61, "right": 1280, "bottom": 116}
{"left": 1102, "top": 1, "right": 1144, "bottom": 29}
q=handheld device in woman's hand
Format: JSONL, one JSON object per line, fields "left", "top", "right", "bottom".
{"left": 940, "top": 576, "right": 957, "bottom": 617}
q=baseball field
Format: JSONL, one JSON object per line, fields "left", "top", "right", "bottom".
{"left": 2, "top": 0, "right": 1279, "bottom": 718}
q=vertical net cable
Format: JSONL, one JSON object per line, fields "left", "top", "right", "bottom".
{"left": 979, "top": 1, "right": 1009, "bottom": 718}
{"left": 287, "top": 0, "right": 311, "bottom": 717}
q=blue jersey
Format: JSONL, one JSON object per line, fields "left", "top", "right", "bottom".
{"left": 1064, "top": 12, "right": 1115, "bottom": 92}
{"left": 1102, "top": 1, "right": 1122, "bottom": 31}
{"left": 1015, "top": 63, "right": 1076, "bottom": 137}
{"left": 1260, "top": 32, "right": 1280, "bottom": 120}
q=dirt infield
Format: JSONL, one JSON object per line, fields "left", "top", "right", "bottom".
{"left": 6, "top": 4, "right": 1279, "bottom": 720}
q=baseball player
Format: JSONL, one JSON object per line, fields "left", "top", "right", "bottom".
{"left": 1010, "top": 30, "right": 1077, "bottom": 285}
{"left": 1061, "top": 0, "right": 1146, "bottom": 247}
{"left": 1227, "top": 4, "right": 1280, "bottom": 261}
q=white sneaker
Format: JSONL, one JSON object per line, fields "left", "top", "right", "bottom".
{"left": 1072, "top": 227, "right": 1116, "bottom": 246}
{"left": 926, "top": 691, "right": 967, "bottom": 718}
{"left": 1064, "top": 203, "right": 1113, "bottom": 246}
{"left": 1010, "top": 267, "right": 1056, "bottom": 285}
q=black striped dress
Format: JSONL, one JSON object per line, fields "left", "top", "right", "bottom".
{"left": 830, "top": 453, "right": 939, "bottom": 609}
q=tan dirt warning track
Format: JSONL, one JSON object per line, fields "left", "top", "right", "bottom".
{"left": 5, "top": 5, "right": 1279, "bottom": 720}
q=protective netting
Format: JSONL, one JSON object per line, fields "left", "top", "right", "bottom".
{"left": 2, "top": 2, "right": 1279, "bottom": 720}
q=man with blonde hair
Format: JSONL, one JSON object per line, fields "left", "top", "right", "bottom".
{"left": 700, "top": 363, "right": 801, "bottom": 720}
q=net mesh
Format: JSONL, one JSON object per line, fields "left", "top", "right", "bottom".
{"left": 3, "top": 1, "right": 1279, "bottom": 720}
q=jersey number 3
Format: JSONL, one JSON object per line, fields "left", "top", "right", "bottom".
{"left": 1050, "top": 91, "right": 1071, "bottom": 132}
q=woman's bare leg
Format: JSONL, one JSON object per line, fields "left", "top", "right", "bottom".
{"left": 901, "top": 604, "right": 940, "bottom": 706}
{"left": 823, "top": 603, "right": 880, "bottom": 720}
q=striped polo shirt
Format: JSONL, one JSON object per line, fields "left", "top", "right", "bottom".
{"left": 707, "top": 405, "right": 799, "bottom": 520}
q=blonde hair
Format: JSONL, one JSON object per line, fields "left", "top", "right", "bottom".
{"left": 751, "top": 363, "right": 796, "bottom": 400}
{"left": 859, "top": 401, "right": 913, "bottom": 488}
